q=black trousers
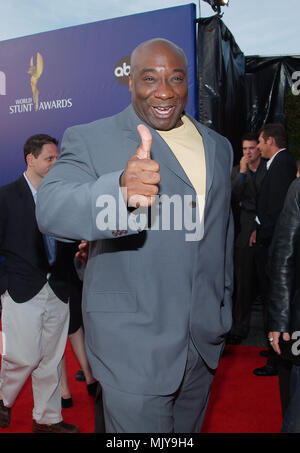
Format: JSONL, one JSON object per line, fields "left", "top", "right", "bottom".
{"left": 254, "top": 242, "right": 271, "bottom": 334}
{"left": 254, "top": 241, "right": 278, "bottom": 366}
{"left": 278, "top": 359, "right": 292, "bottom": 417}
{"left": 254, "top": 241, "right": 292, "bottom": 415}
{"left": 231, "top": 244, "right": 258, "bottom": 338}
{"left": 94, "top": 383, "right": 106, "bottom": 433}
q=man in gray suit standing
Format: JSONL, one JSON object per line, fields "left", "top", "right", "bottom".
{"left": 36, "top": 38, "right": 234, "bottom": 433}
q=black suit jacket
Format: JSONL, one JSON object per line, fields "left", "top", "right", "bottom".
{"left": 0, "top": 175, "right": 74, "bottom": 303}
{"left": 269, "top": 178, "right": 300, "bottom": 333}
{"left": 231, "top": 159, "right": 267, "bottom": 248}
{"left": 257, "top": 149, "right": 297, "bottom": 247}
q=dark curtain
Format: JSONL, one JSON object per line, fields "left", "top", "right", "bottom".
{"left": 197, "top": 17, "right": 300, "bottom": 163}
{"left": 245, "top": 57, "right": 300, "bottom": 129}
{"left": 197, "top": 15, "right": 246, "bottom": 162}
{"left": 245, "top": 56, "right": 300, "bottom": 141}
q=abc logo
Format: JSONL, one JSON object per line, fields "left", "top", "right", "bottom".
{"left": 114, "top": 56, "right": 130, "bottom": 86}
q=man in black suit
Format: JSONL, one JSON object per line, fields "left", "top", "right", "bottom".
{"left": 228, "top": 133, "right": 267, "bottom": 345}
{"left": 0, "top": 134, "right": 79, "bottom": 433}
{"left": 268, "top": 177, "right": 300, "bottom": 431}
{"left": 250, "top": 124, "right": 297, "bottom": 376}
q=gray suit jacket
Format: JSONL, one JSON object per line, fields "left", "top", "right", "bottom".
{"left": 36, "top": 105, "right": 234, "bottom": 395}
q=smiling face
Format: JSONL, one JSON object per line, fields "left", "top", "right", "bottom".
{"left": 129, "top": 40, "right": 188, "bottom": 131}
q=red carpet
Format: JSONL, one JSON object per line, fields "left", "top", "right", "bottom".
{"left": 0, "top": 343, "right": 282, "bottom": 433}
{"left": 0, "top": 340, "right": 95, "bottom": 433}
{"left": 201, "top": 345, "right": 282, "bottom": 433}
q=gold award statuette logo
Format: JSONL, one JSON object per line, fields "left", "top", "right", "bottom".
{"left": 27, "top": 52, "right": 44, "bottom": 111}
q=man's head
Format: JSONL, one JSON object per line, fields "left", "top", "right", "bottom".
{"left": 257, "top": 123, "right": 287, "bottom": 159}
{"left": 24, "top": 134, "right": 58, "bottom": 180}
{"left": 241, "top": 132, "right": 260, "bottom": 165}
{"left": 129, "top": 38, "right": 188, "bottom": 131}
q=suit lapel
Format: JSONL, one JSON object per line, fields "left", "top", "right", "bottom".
{"left": 122, "top": 109, "right": 193, "bottom": 188}
{"left": 15, "top": 175, "right": 49, "bottom": 267}
{"left": 255, "top": 160, "right": 267, "bottom": 191}
{"left": 188, "top": 117, "right": 216, "bottom": 199}
{"left": 15, "top": 175, "right": 36, "bottom": 215}
{"left": 151, "top": 132, "right": 193, "bottom": 188}
{"left": 121, "top": 106, "right": 216, "bottom": 197}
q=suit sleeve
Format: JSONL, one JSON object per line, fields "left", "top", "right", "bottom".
{"left": 36, "top": 126, "right": 139, "bottom": 241}
{"left": 224, "top": 142, "right": 234, "bottom": 314}
{"left": 0, "top": 189, "right": 7, "bottom": 295}
{"left": 231, "top": 167, "right": 247, "bottom": 202}
{"left": 224, "top": 209, "right": 234, "bottom": 310}
{"left": 260, "top": 159, "right": 296, "bottom": 242}
{"left": 269, "top": 180, "right": 300, "bottom": 331}
{"left": 0, "top": 191, "right": 5, "bottom": 246}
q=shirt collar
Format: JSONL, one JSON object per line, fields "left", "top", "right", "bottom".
{"left": 266, "top": 149, "right": 285, "bottom": 170}
{"left": 23, "top": 172, "right": 37, "bottom": 202}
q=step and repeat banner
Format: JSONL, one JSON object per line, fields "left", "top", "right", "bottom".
{"left": 0, "top": 4, "right": 197, "bottom": 185}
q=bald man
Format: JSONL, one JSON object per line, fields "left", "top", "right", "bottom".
{"left": 36, "top": 39, "right": 234, "bottom": 433}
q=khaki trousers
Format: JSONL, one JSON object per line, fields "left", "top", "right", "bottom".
{"left": 0, "top": 283, "right": 69, "bottom": 424}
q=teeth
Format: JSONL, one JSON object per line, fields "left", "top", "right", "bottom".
{"left": 154, "top": 106, "right": 173, "bottom": 115}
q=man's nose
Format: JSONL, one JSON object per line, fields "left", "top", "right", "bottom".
{"left": 154, "top": 81, "right": 174, "bottom": 99}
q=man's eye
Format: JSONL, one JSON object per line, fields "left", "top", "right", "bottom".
{"left": 172, "top": 76, "right": 184, "bottom": 82}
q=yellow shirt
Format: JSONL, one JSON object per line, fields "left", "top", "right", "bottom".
{"left": 157, "top": 115, "right": 206, "bottom": 215}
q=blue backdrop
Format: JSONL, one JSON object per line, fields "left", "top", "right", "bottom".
{"left": 0, "top": 4, "right": 197, "bottom": 185}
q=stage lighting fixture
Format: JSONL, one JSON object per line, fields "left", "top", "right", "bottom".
{"left": 202, "top": 0, "right": 230, "bottom": 15}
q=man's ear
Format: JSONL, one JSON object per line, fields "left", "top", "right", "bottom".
{"left": 267, "top": 136, "right": 275, "bottom": 146}
{"left": 26, "top": 153, "right": 33, "bottom": 167}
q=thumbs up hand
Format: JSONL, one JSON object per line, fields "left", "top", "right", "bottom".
{"left": 120, "top": 125, "right": 160, "bottom": 207}
{"left": 135, "top": 124, "right": 152, "bottom": 159}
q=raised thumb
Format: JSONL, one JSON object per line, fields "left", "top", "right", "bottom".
{"left": 136, "top": 124, "right": 152, "bottom": 159}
